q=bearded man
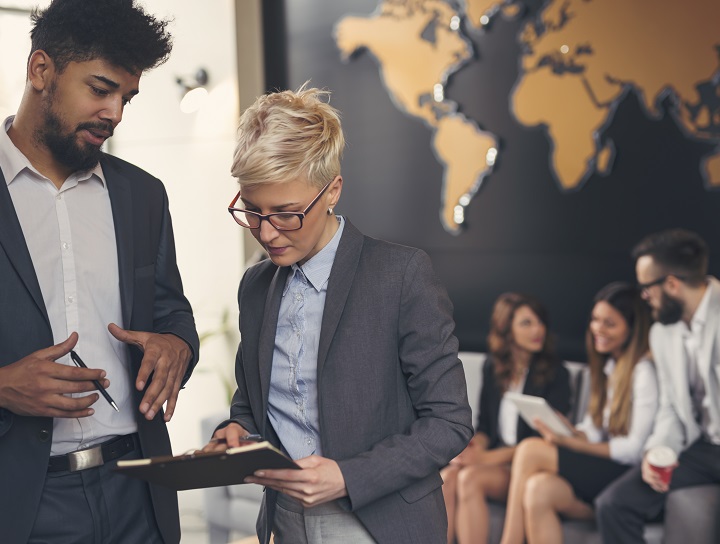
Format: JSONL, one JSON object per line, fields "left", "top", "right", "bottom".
{"left": 0, "top": 1, "right": 199, "bottom": 542}
{"left": 594, "top": 229, "right": 720, "bottom": 543}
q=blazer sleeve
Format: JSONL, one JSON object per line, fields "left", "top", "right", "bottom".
{"left": 337, "top": 250, "right": 474, "bottom": 511}
{"left": 220, "top": 273, "right": 261, "bottom": 436}
{"left": 216, "top": 345, "right": 261, "bottom": 436}
{"left": 644, "top": 326, "right": 687, "bottom": 455}
{"left": 148, "top": 185, "right": 199, "bottom": 384}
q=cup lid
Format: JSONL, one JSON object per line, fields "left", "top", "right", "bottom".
{"left": 647, "top": 445, "right": 677, "bottom": 467}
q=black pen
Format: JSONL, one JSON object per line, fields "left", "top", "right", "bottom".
{"left": 69, "top": 350, "right": 120, "bottom": 412}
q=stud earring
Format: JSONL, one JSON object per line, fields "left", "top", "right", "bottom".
{"left": 327, "top": 207, "right": 334, "bottom": 215}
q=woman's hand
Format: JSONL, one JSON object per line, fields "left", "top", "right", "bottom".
{"left": 535, "top": 416, "right": 587, "bottom": 450}
{"left": 245, "top": 455, "right": 348, "bottom": 507}
{"left": 201, "top": 422, "right": 250, "bottom": 452}
{"left": 535, "top": 419, "right": 565, "bottom": 445}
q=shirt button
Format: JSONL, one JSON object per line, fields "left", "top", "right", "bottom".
{"left": 295, "top": 294, "right": 302, "bottom": 301}
{"left": 67, "top": 295, "right": 74, "bottom": 304}
{"left": 62, "top": 242, "right": 69, "bottom": 250}
{"left": 56, "top": 194, "right": 62, "bottom": 201}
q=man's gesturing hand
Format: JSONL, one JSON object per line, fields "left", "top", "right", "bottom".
{"left": 0, "top": 332, "right": 109, "bottom": 418}
{"left": 108, "top": 323, "right": 191, "bottom": 421}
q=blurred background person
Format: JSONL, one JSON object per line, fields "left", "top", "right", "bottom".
{"left": 499, "top": 282, "right": 657, "bottom": 544}
{"left": 597, "top": 230, "right": 720, "bottom": 543}
{"left": 443, "top": 293, "right": 571, "bottom": 544}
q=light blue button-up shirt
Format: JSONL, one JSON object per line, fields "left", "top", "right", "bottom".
{"left": 267, "top": 216, "right": 345, "bottom": 459}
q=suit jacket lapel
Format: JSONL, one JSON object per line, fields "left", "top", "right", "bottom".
{"left": 103, "top": 157, "right": 134, "bottom": 328}
{"left": 668, "top": 323, "right": 695, "bottom": 426}
{"left": 0, "top": 171, "right": 50, "bottom": 327}
{"left": 317, "top": 220, "right": 363, "bottom": 377}
{"left": 258, "top": 266, "right": 290, "bottom": 423}
{"left": 698, "top": 278, "right": 720, "bottom": 383}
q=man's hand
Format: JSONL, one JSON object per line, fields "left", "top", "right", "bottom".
{"left": 108, "top": 323, "right": 191, "bottom": 422}
{"left": 246, "top": 455, "right": 348, "bottom": 507}
{"left": 201, "top": 422, "right": 251, "bottom": 453}
{"left": 0, "top": 333, "right": 109, "bottom": 418}
{"left": 641, "top": 455, "right": 669, "bottom": 493}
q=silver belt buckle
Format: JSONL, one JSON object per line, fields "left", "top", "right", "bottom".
{"left": 68, "top": 445, "right": 104, "bottom": 472}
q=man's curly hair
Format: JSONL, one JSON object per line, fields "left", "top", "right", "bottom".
{"left": 30, "top": 0, "right": 173, "bottom": 74}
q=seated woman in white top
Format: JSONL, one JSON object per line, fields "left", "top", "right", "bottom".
{"left": 499, "top": 282, "right": 659, "bottom": 544}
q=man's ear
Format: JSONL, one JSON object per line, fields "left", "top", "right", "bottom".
{"left": 27, "top": 50, "right": 54, "bottom": 92}
{"left": 665, "top": 275, "right": 684, "bottom": 296}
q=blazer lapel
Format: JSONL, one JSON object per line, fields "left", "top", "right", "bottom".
{"left": 697, "top": 278, "right": 720, "bottom": 383}
{"left": 0, "top": 172, "right": 50, "bottom": 327}
{"left": 258, "top": 266, "right": 290, "bottom": 422}
{"left": 103, "top": 158, "right": 134, "bottom": 328}
{"left": 316, "top": 220, "right": 363, "bottom": 377}
{"left": 667, "top": 323, "right": 695, "bottom": 427}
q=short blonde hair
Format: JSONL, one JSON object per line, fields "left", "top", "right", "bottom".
{"left": 231, "top": 85, "right": 344, "bottom": 189}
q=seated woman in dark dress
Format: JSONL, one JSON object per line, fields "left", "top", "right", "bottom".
{"left": 500, "top": 282, "right": 658, "bottom": 544}
{"left": 442, "top": 293, "right": 571, "bottom": 544}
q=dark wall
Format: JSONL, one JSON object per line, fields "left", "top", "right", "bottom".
{"left": 261, "top": 0, "right": 720, "bottom": 360}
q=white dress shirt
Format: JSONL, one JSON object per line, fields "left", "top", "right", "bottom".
{"left": 0, "top": 116, "right": 136, "bottom": 455}
{"left": 498, "top": 370, "right": 528, "bottom": 447}
{"left": 683, "top": 285, "right": 720, "bottom": 444}
{"left": 576, "top": 358, "right": 658, "bottom": 465}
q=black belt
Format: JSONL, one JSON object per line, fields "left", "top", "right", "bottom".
{"left": 48, "top": 433, "right": 139, "bottom": 473}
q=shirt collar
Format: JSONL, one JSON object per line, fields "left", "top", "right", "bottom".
{"left": 690, "top": 279, "right": 712, "bottom": 332}
{"left": 0, "top": 115, "right": 106, "bottom": 188}
{"left": 284, "top": 215, "right": 345, "bottom": 294}
{"left": 603, "top": 357, "right": 616, "bottom": 377}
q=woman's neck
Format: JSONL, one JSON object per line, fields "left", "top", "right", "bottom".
{"left": 510, "top": 346, "right": 532, "bottom": 376}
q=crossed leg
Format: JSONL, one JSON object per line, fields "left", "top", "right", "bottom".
{"left": 500, "top": 438, "right": 591, "bottom": 544}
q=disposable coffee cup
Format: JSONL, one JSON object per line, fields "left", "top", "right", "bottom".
{"left": 646, "top": 446, "right": 678, "bottom": 486}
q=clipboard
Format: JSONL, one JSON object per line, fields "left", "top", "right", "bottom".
{"left": 114, "top": 441, "right": 299, "bottom": 490}
{"left": 504, "top": 392, "right": 574, "bottom": 437}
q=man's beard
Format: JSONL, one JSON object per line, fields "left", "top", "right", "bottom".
{"left": 654, "top": 291, "right": 684, "bottom": 325}
{"left": 35, "top": 85, "right": 112, "bottom": 172}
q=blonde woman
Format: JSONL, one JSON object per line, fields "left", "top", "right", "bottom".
{"left": 203, "top": 86, "right": 473, "bottom": 544}
{"left": 500, "top": 282, "right": 658, "bottom": 544}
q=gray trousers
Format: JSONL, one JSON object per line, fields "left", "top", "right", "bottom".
{"left": 28, "top": 440, "right": 163, "bottom": 544}
{"left": 595, "top": 439, "right": 720, "bottom": 543}
{"left": 273, "top": 492, "right": 376, "bottom": 544}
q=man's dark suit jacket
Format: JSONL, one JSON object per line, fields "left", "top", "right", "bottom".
{"left": 224, "top": 219, "right": 473, "bottom": 544}
{"left": 0, "top": 154, "right": 199, "bottom": 544}
{"left": 475, "top": 356, "right": 571, "bottom": 448}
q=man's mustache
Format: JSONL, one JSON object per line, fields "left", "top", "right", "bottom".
{"left": 76, "top": 122, "right": 114, "bottom": 137}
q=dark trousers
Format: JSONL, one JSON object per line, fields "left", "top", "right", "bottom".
{"left": 595, "top": 439, "right": 720, "bottom": 544}
{"left": 28, "top": 442, "right": 164, "bottom": 544}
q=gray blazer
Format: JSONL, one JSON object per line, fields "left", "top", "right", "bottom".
{"left": 0, "top": 154, "right": 199, "bottom": 544}
{"left": 226, "top": 219, "right": 473, "bottom": 544}
{"left": 645, "top": 277, "right": 720, "bottom": 456}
